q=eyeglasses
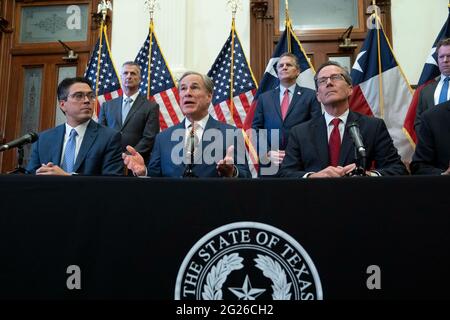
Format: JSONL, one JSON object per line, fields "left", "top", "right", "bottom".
{"left": 316, "top": 74, "right": 346, "bottom": 86}
{"left": 67, "top": 92, "right": 96, "bottom": 101}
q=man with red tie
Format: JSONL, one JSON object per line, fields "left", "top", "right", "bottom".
{"left": 252, "top": 53, "right": 321, "bottom": 175}
{"left": 279, "top": 61, "right": 408, "bottom": 178}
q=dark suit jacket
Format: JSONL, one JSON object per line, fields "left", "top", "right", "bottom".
{"left": 415, "top": 81, "right": 438, "bottom": 134}
{"left": 27, "top": 120, "right": 123, "bottom": 176}
{"left": 279, "top": 111, "right": 408, "bottom": 178}
{"left": 410, "top": 101, "right": 450, "bottom": 175}
{"left": 252, "top": 85, "right": 321, "bottom": 150}
{"left": 99, "top": 94, "right": 159, "bottom": 164}
{"left": 147, "top": 117, "right": 251, "bottom": 178}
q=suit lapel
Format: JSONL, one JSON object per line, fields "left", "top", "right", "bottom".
{"left": 73, "top": 121, "right": 98, "bottom": 172}
{"left": 312, "top": 116, "right": 329, "bottom": 168}
{"left": 339, "top": 112, "right": 357, "bottom": 165}
{"left": 109, "top": 98, "right": 122, "bottom": 129}
{"left": 53, "top": 125, "right": 65, "bottom": 165}
{"left": 122, "top": 95, "right": 142, "bottom": 128}
{"left": 196, "top": 117, "right": 219, "bottom": 164}
{"left": 272, "top": 88, "right": 283, "bottom": 121}
{"left": 284, "top": 85, "right": 301, "bottom": 120}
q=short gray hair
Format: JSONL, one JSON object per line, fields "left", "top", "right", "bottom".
{"left": 121, "top": 61, "right": 141, "bottom": 77}
{"left": 314, "top": 61, "right": 352, "bottom": 89}
{"left": 179, "top": 71, "right": 214, "bottom": 94}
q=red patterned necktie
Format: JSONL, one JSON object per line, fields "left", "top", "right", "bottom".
{"left": 329, "top": 118, "right": 341, "bottom": 166}
{"left": 280, "top": 89, "right": 290, "bottom": 120}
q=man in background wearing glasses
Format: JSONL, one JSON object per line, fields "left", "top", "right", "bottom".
{"left": 279, "top": 61, "right": 408, "bottom": 178}
{"left": 26, "top": 77, "right": 123, "bottom": 176}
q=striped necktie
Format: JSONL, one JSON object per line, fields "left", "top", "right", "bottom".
{"left": 61, "top": 128, "right": 78, "bottom": 173}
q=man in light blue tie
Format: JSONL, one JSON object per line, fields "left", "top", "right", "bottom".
{"left": 415, "top": 38, "right": 450, "bottom": 134}
{"left": 26, "top": 77, "right": 123, "bottom": 176}
{"left": 99, "top": 61, "right": 160, "bottom": 166}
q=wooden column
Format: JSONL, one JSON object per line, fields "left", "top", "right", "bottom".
{"left": 250, "top": 0, "right": 274, "bottom": 82}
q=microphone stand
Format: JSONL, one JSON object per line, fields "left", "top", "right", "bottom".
{"left": 182, "top": 128, "right": 197, "bottom": 178}
{"left": 349, "top": 148, "right": 367, "bottom": 177}
{"left": 7, "top": 146, "right": 28, "bottom": 174}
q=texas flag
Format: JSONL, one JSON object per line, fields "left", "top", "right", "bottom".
{"left": 403, "top": 5, "right": 450, "bottom": 144}
{"left": 349, "top": 16, "right": 414, "bottom": 163}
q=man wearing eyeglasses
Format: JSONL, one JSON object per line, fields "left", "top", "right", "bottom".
{"left": 26, "top": 77, "right": 123, "bottom": 176}
{"left": 279, "top": 61, "right": 408, "bottom": 178}
{"left": 252, "top": 53, "right": 321, "bottom": 175}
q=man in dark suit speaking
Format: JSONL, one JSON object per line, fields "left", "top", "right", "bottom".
{"left": 123, "top": 71, "right": 251, "bottom": 178}
{"left": 280, "top": 61, "right": 408, "bottom": 178}
{"left": 27, "top": 77, "right": 123, "bottom": 176}
{"left": 99, "top": 61, "right": 160, "bottom": 165}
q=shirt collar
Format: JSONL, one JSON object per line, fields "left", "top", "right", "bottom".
{"left": 324, "top": 109, "right": 349, "bottom": 126}
{"left": 185, "top": 113, "right": 210, "bottom": 130}
{"left": 65, "top": 119, "right": 90, "bottom": 138}
{"left": 123, "top": 91, "right": 140, "bottom": 103}
{"left": 280, "top": 83, "right": 297, "bottom": 94}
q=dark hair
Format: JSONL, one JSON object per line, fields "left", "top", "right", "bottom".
{"left": 178, "top": 71, "right": 214, "bottom": 94}
{"left": 436, "top": 38, "right": 450, "bottom": 53}
{"left": 57, "top": 77, "right": 93, "bottom": 101}
{"left": 314, "top": 61, "right": 352, "bottom": 89}
{"left": 278, "top": 52, "right": 301, "bottom": 70}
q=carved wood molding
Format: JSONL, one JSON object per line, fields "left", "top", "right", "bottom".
{"left": 0, "top": 17, "right": 12, "bottom": 33}
{"left": 251, "top": 0, "right": 272, "bottom": 20}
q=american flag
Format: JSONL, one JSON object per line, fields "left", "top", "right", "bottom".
{"left": 84, "top": 25, "right": 122, "bottom": 118}
{"left": 135, "top": 22, "right": 183, "bottom": 131}
{"left": 207, "top": 26, "right": 258, "bottom": 177}
{"left": 207, "top": 28, "right": 257, "bottom": 128}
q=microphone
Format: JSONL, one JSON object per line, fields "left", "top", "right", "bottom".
{"left": 0, "top": 132, "right": 38, "bottom": 152}
{"left": 346, "top": 122, "right": 366, "bottom": 158}
{"left": 182, "top": 124, "right": 198, "bottom": 178}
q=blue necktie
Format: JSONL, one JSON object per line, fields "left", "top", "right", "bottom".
{"left": 439, "top": 77, "right": 450, "bottom": 104}
{"left": 61, "top": 129, "right": 78, "bottom": 173}
{"left": 122, "top": 97, "right": 132, "bottom": 124}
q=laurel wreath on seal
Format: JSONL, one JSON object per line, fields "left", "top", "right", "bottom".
{"left": 202, "top": 253, "right": 244, "bottom": 300}
{"left": 254, "top": 254, "right": 292, "bottom": 300}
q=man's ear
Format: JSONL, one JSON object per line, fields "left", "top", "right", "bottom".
{"left": 59, "top": 100, "right": 66, "bottom": 114}
{"left": 348, "top": 85, "right": 353, "bottom": 97}
{"left": 316, "top": 91, "right": 322, "bottom": 103}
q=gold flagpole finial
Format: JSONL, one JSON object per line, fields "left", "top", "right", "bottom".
{"left": 145, "top": 0, "right": 159, "bottom": 21}
{"left": 227, "top": 0, "right": 242, "bottom": 20}
{"left": 97, "top": 0, "right": 112, "bottom": 22}
{"left": 285, "top": 0, "right": 290, "bottom": 23}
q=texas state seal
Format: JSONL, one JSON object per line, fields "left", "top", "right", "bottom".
{"left": 175, "top": 221, "right": 323, "bottom": 300}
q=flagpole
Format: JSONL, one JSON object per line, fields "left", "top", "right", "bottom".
{"left": 94, "top": 1, "right": 112, "bottom": 118}
{"left": 373, "top": 0, "right": 385, "bottom": 117}
{"left": 285, "top": 0, "right": 291, "bottom": 53}
{"left": 145, "top": 0, "right": 158, "bottom": 99}
{"left": 228, "top": 0, "right": 241, "bottom": 124}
